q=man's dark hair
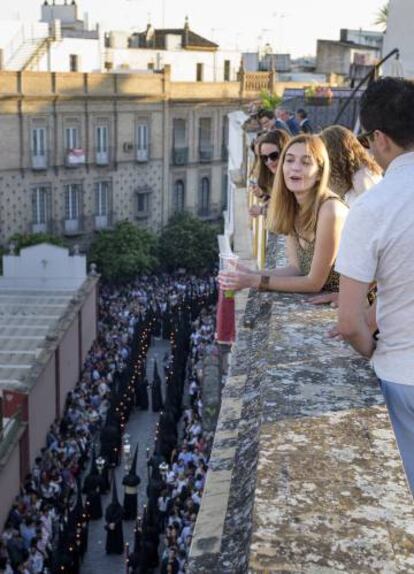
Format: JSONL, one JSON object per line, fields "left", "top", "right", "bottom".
{"left": 296, "top": 108, "right": 308, "bottom": 119}
{"left": 257, "top": 108, "right": 274, "bottom": 120}
{"left": 360, "top": 77, "right": 414, "bottom": 148}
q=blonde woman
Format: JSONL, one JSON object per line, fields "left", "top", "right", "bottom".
{"left": 219, "top": 135, "right": 348, "bottom": 293}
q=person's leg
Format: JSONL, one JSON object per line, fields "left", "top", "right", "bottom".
{"left": 380, "top": 379, "right": 414, "bottom": 495}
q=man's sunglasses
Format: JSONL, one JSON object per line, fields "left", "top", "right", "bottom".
{"left": 260, "top": 151, "right": 280, "bottom": 163}
{"left": 357, "top": 129, "right": 375, "bottom": 149}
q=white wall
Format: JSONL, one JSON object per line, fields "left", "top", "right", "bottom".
{"left": 36, "top": 37, "right": 102, "bottom": 72}
{"left": 2, "top": 244, "right": 87, "bottom": 289}
{"left": 106, "top": 47, "right": 241, "bottom": 81}
{"left": 383, "top": 0, "right": 414, "bottom": 78}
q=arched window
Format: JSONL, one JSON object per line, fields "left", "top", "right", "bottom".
{"left": 174, "top": 180, "right": 185, "bottom": 213}
{"left": 199, "top": 177, "right": 210, "bottom": 216}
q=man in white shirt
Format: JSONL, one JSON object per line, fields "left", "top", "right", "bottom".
{"left": 335, "top": 77, "right": 414, "bottom": 493}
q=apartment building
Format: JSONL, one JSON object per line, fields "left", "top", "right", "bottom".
{"left": 0, "top": 67, "right": 242, "bottom": 245}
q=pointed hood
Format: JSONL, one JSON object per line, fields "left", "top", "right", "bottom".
{"left": 112, "top": 475, "right": 120, "bottom": 505}
{"left": 129, "top": 443, "right": 139, "bottom": 477}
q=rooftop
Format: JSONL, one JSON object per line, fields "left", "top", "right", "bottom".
{"left": 0, "top": 244, "right": 95, "bottom": 393}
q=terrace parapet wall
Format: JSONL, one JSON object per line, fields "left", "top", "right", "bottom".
{"left": 190, "top": 231, "right": 414, "bottom": 572}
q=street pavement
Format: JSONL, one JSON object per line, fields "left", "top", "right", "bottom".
{"left": 81, "top": 338, "right": 170, "bottom": 574}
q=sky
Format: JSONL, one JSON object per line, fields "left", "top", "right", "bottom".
{"left": 0, "top": 0, "right": 387, "bottom": 57}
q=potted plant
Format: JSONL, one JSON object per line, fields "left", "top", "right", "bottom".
{"left": 304, "top": 85, "right": 334, "bottom": 105}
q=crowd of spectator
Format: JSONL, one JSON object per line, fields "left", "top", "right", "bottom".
{"left": 0, "top": 272, "right": 217, "bottom": 574}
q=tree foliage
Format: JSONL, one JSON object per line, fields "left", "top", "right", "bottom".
{"left": 158, "top": 213, "right": 219, "bottom": 273}
{"left": 89, "top": 220, "right": 158, "bottom": 281}
{"left": 8, "top": 233, "right": 66, "bottom": 253}
{"left": 374, "top": 2, "right": 389, "bottom": 29}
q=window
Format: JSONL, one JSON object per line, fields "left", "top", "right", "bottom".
{"left": 96, "top": 125, "right": 109, "bottom": 164}
{"left": 32, "top": 127, "right": 46, "bottom": 157}
{"left": 196, "top": 63, "right": 204, "bottom": 82}
{"left": 172, "top": 119, "right": 188, "bottom": 165}
{"left": 31, "top": 127, "right": 47, "bottom": 169}
{"left": 96, "top": 126, "right": 108, "bottom": 153}
{"left": 222, "top": 115, "right": 229, "bottom": 160}
{"left": 199, "top": 177, "right": 210, "bottom": 216}
{"left": 136, "top": 123, "right": 149, "bottom": 161}
{"left": 173, "top": 119, "right": 186, "bottom": 148}
{"left": 199, "top": 117, "right": 213, "bottom": 161}
{"left": 65, "top": 127, "right": 79, "bottom": 151}
{"left": 65, "top": 184, "right": 80, "bottom": 220}
{"left": 69, "top": 54, "right": 79, "bottom": 72}
{"left": 173, "top": 180, "right": 185, "bottom": 213}
{"left": 224, "top": 60, "right": 231, "bottom": 81}
{"left": 95, "top": 182, "right": 109, "bottom": 216}
{"left": 32, "top": 187, "right": 49, "bottom": 225}
{"left": 137, "top": 193, "right": 150, "bottom": 215}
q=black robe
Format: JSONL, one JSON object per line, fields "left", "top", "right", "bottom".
{"left": 83, "top": 473, "right": 103, "bottom": 520}
{"left": 105, "top": 501, "right": 124, "bottom": 554}
{"left": 122, "top": 473, "right": 141, "bottom": 521}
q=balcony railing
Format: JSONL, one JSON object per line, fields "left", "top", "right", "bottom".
{"left": 32, "top": 154, "right": 47, "bottom": 171}
{"left": 65, "top": 148, "right": 86, "bottom": 168}
{"left": 94, "top": 211, "right": 115, "bottom": 230}
{"left": 172, "top": 147, "right": 189, "bottom": 166}
{"left": 95, "top": 149, "right": 110, "bottom": 166}
{"left": 32, "top": 222, "right": 48, "bottom": 234}
{"left": 136, "top": 148, "right": 149, "bottom": 163}
{"left": 63, "top": 215, "right": 86, "bottom": 235}
{"left": 199, "top": 144, "right": 214, "bottom": 163}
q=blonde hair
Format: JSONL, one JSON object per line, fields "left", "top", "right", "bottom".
{"left": 267, "top": 134, "right": 331, "bottom": 236}
{"left": 320, "top": 125, "right": 382, "bottom": 197}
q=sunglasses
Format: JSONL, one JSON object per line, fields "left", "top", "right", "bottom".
{"left": 260, "top": 151, "right": 280, "bottom": 163}
{"left": 357, "top": 129, "right": 375, "bottom": 149}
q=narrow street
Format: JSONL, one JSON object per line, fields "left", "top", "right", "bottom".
{"left": 81, "top": 338, "right": 170, "bottom": 574}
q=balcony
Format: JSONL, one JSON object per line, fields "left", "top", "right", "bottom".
{"left": 199, "top": 144, "right": 214, "bottom": 163}
{"left": 189, "top": 118, "right": 414, "bottom": 573}
{"left": 95, "top": 149, "right": 110, "bottom": 166}
{"left": 65, "top": 148, "right": 86, "bottom": 168}
{"left": 172, "top": 147, "right": 189, "bottom": 166}
{"left": 136, "top": 148, "right": 149, "bottom": 163}
{"left": 32, "top": 154, "right": 47, "bottom": 171}
{"left": 63, "top": 217, "right": 84, "bottom": 235}
{"left": 94, "top": 212, "right": 115, "bottom": 230}
{"left": 32, "top": 222, "right": 48, "bottom": 234}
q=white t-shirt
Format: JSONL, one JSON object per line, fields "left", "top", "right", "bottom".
{"left": 344, "top": 166, "right": 382, "bottom": 207}
{"left": 336, "top": 152, "right": 414, "bottom": 385}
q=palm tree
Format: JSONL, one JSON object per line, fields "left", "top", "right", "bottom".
{"left": 374, "top": 2, "right": 389, "bottom": 30}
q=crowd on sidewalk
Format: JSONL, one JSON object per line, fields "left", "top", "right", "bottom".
{"left": 0, "top": 272, "right": 217, "bottom": 574}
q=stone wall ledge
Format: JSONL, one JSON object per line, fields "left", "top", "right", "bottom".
{"left": 190, "top": 285, "right": 414, "bottom": 574}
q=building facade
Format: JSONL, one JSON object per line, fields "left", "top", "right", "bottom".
{"left": 0, "top": 67, "right": 244, "bottom": 245}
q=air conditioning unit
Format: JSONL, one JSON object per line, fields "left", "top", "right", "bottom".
{"left": 123, "top": 142, "right": 134, "bottom": 152}
{"left": 136, "top": 149, "right": 149, "bottom": 162}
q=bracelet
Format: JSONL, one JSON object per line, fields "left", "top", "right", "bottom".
{"left": 258, "top": 275, "right": 270, "bottom": 291}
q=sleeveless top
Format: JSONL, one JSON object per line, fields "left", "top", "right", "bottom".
{"left": 293, "top": 196, "right": 347, "bottom": 292}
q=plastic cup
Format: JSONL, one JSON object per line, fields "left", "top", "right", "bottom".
{"left": 219, "top": 253, "right": 239, "bottom": 298}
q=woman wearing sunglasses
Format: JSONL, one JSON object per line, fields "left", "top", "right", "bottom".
{"left": 219, "top": 134, "right": 348, "bottom": 294}
{"left": 249, "top": 130, "right": 290, "bottom": 218}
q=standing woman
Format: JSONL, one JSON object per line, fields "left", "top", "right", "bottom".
{"left": 320, "top": 125, "right": 382, "bottom": 207}
{"left": 249, "top": 129, "right": 290, "bottom": 218}
{"left": 219, "top": 135, "right": 348, "bottom": 293}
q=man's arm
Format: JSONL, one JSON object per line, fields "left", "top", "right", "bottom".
{"left": 337, "top": 275, "right": 375, "bottom": 358}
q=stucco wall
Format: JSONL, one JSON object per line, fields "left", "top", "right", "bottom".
{"left": 81, "top": 286, "right": 97, "bottom": 359}
{"left": 28, "top": 354, "right": 56, "bottom": 466}
{"left": 58, "top": 317, "right": 80, "bottom": 415}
